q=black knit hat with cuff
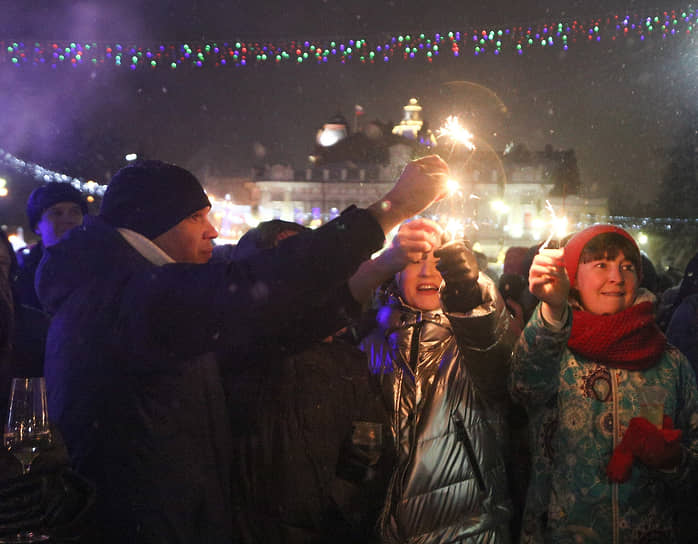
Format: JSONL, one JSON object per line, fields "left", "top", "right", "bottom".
{"left": 99, "top": 160, "right": 211, "bottom": 240}
{"left": 26, "top": 183, "right": 88, "bottom": 232}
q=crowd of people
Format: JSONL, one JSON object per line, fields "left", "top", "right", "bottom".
{"left": 0, "top": 155, "right": 696, "bottom": 543}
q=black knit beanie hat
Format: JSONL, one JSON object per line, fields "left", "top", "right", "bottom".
{"left": 26, "top": 183, "right": 88, "bottom": 232}
{"left": 99, "top": 160, "right": 211, "bottom": 240}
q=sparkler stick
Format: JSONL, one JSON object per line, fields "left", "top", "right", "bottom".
{"left": 442, "top": 194, "right": 481, "bottom": 241}
{"left": 540, "top": 200, "right": 558, "bottom": 250}
{"left": 434, "top": 115, "right": 476, "bottom": 198}
{"left": 539, "top": 199, "right": 568, "bottom": 250}
{"left": 468, "top": 194, "right": 480, "bottom": 233}
{"left": 434, "top": 116, "right": 479, "bottom": 244}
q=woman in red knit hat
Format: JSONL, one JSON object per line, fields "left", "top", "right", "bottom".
{"left": 510, "top": 224, "right": 698, "bottom": 543}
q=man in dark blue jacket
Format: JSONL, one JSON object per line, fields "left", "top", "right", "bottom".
{"left": 36, "top": 156, "right": 449, "bottom": 544}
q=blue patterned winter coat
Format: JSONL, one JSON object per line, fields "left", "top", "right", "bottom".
{"left": 509, "top": 292, "right": 698, "bottom": 544}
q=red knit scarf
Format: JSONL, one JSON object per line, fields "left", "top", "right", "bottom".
{"left": 568, "top": 301, "right": 666, "bottom": 370}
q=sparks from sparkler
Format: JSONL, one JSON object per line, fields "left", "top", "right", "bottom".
{"left": 539, "top": 200, "right": 568, "bottom": 250}
{"left": 446, "top": 178, "right": 462, "bottom": 197}
{"left": 540, "top": 200, "right": 557, "bottom": 250}
{"left": 468, "top": 194, "right": 480, "bottom": 232}
{"left": 437, "top": 116, "right": 476, "bottom": 153}
{"left": 440, "top": 193, "right": 481, "bottom": 242}
{"left": 444, "top": 217, "right": 464, "bottom": 241}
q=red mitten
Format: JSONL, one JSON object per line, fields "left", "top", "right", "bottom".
{"left": 639, "top": 415, "right": 682, "bottom": 469}
{"left": 607, "top": 416, "right": 683, "bottom": 483}
{"left": 661, "top": 415, "right": 682, "bottom": 442}
{"left": 607, "top": 443, "right": 633, "bottom": 483}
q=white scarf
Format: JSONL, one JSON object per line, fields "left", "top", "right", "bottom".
{"left": 117, "top": 228, "right": 174, "bottom": 266}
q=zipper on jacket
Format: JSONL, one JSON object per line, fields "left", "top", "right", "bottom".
{"left": 453, "top": 415, "right": 487, "bottom": 492}
{"left": 611, "top": 370, "right": 620, "bottom": 544}
{"left": 399, "top": 314, "right": 423, "bottom": 494}
{"left": 407, "top": 316, "right": 424, "bottom": 373}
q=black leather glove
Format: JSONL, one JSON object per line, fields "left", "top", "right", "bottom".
{"left": 434, "top": 239, "right": 482, "bottom": 313}
{"left": 0, "top": 426, "right": 95, "bottom": 538}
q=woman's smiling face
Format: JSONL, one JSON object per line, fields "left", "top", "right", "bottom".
{"left": 397, "top": 251, "right": 443, "bottom": 311}
{"left": 575, "top": 251, "right": 639, "bottom": 315}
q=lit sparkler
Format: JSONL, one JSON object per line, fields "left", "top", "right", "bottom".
{"left": 437, "top": 115, "right": 476, "bottom": 151}
{"left": 468, "top": 194, "right": 480, "bottom": 232}
{"left": 446, "top": 178, "right": 462, "bottom": 197}
{"left": 540, "top": 200, "right": 568, "bottom": 250}
{"left": 440, "top": 193, "right": 481, "bottom": 241}
{"left": 444, "top": 217, "right": 464, "bottom": 241}
{"left": 433, "top": 117, "right": 478, "bottom": 244}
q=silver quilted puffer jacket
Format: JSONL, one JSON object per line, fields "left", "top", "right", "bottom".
{"left": 361, "top": 274, "right": 516, "bottom": 544}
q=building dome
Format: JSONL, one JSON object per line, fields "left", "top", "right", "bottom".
{"left": 392, "top": 98, "right": 424, "bottom": 140}
{"left": 316, "top": 113, "right": 350, "bottom": 147}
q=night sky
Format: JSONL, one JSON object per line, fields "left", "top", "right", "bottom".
{"left": 1, "top": 0, "right": 696, "bottom": 226}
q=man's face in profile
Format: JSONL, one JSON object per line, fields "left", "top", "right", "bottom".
{"left": 152, "top": 206, "right": 218, "bottom": 264}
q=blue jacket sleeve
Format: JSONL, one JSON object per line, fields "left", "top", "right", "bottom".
{"left": 666, "top": 296, "right": 698, "bottom": 371}
{"left": 509, "top": 302, "right": 572, "bottom": 408}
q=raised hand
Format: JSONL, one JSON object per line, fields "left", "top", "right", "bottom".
{"left": 347, "top": 219, "right": 443, "bottom": 304}
{"left": 528, "top": 248, "right": 569, "bottom": 321}
{"left": 434, "top": 239, "right": 482, "bottom": 313}
{"left": 391, "top": 218, "right": 444, "bottom": 267}
{"left": 368, "top": 155, "right": 449, "bottom": 234}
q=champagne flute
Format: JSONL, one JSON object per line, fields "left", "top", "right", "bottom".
{"left": 1, "top": 377, "right": 52, "bottom": 543}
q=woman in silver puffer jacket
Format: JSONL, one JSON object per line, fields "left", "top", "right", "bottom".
{"left": 360, "top": 230, "right": 518, "bottom": 544}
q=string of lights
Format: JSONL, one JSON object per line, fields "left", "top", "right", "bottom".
{"left": 1, "top": 7, "right": 695, "bottom": 70}
{"left": 0, "top": 148, "right": 107, "bottom": 195}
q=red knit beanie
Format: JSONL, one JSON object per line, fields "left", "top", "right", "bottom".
{"left": 563, "top": 224, "right": 639, "bottom": 287}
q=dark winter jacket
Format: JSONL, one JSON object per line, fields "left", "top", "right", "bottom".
{"left": 0, "top": 302, "right": 49, "bottom": 424}
{"left": 36, "top": 209, "right": 385, "bottom": 544}
{"left": 666, "top": 293, "right": 698, "bottom": 372}
{"left": 360, "top": 274, "right": 516, "bottom": 544}
{"left": 15, "top": 243, "right": 43, "bottom": 311}
{"left": 228, "top": 337, "right": 392, "bottom": 544}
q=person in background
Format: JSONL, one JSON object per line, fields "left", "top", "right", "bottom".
{"left": 0, "top": 230, "right": 48, "bottom": 422}
{"left": 226, "top": 219, "right": 438, "bottom": 543}
{"left": 15, "top": 183, "right": 88, "bottom": 310}
{"left": 498, "top": 273, "right": 527, "bottom": 331}
{"left": 656, "top": 265, "right": 686, "bottom": 331}
{"left": 37, "top": 156, "right": 449, "bottom": 544}
{"left": 360, "top": 222, "right": 517, "bottom": 543}
{"left": 510, "top": 225, "right": 698, "bottom": 543}
{"left": 639, "top": 253, "right": 659, "bottom": 295}
{"left": 666, "top": 252, "right": 698, "bottom": 372}
{"left": 474, "top": 249, "right": 499, "bottom": 284}
{"left": 0, "top": 230, "right": 94, "bottom": 541}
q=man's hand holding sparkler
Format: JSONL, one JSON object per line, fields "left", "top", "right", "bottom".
{"left": 368, "top": 155, "right": 449, "bottom": 235}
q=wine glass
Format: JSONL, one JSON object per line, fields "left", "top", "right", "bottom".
{"left": 1, "top": 377, "right": 52, "bottom": 543}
